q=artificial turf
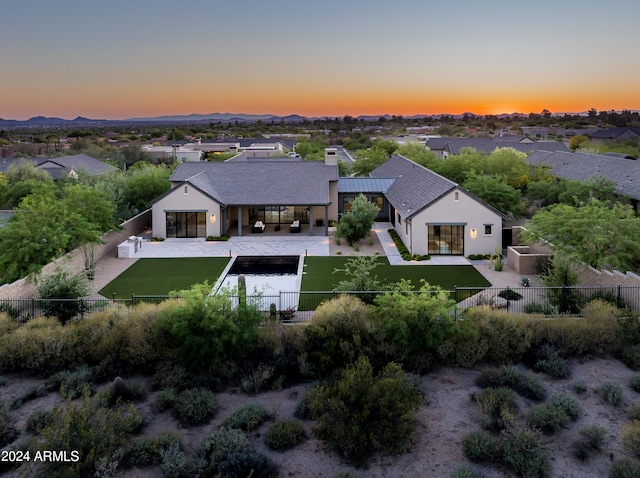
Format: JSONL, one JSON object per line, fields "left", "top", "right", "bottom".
{"left": 98, "top": 257, "right": 232, "bottom": 298}
{"left": 300, "top": 256, "right": 491, "bottom": 292}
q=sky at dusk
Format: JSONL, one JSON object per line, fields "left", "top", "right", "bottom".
{"left": 2, "top": 0, "right": 639, "bottom": 120}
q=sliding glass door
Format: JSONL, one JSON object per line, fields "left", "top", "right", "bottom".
{"left": 428, "top": 224, "right": 464, "bottom": 255}
{"left": 166, "top": 212, "right": 206, "bottom": 238}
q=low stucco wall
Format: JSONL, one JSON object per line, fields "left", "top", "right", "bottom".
{"left": 0, "top": 210, "right": 151, "bottom": 300}
{"left": 507, "top": 244, "right": 551, "bottom": 275}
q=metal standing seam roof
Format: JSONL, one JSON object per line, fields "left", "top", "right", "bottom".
{"left": 338, "top": 177, "right": 395, "bottom": 193}
{"left": 169, "top": 161, "right": 338, "bottom": 206}
{"left": 527, "top": 150, "right": 640, "bottom": 201}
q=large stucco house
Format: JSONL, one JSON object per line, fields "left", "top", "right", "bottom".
{"left": 150, "top": 154, "right": 504, "bottom": 257}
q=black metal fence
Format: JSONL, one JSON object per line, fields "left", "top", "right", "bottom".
{"left": 1, "top": 285, "right": 639, "bottom": 324}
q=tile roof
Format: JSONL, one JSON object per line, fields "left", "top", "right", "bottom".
{"left": 370, "top": 155, "right": 457, "bottom": 219}
{"left": 169, "top": 161, "right": 337, "bottom": 206}
{"left": 527, "top": 150, "right": 640, "bottom": 201}
{"left": 426, "top": 137, "right": 569, "bottom": 155}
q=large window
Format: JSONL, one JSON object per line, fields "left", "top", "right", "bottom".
{"left": 166, "top": 211, "right": 206, "bottom": 238}
{"left": 428, "top": 224, "right": 464, "bottom": 255}
{"left": 250, "top": 206, "right": 309, "bottom": 224}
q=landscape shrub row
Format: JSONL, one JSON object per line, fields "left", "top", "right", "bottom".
{"left": 387, "top": 228, "right": 429, "bottom": 261}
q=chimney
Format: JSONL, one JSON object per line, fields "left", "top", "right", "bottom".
{"left": 324, "top": 147, "right": 338, "bottom": 165}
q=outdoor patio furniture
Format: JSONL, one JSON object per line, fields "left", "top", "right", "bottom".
{"left": 252, "top": 221, "right": 265, "bottom": 233}
{"left": 289, "top": 220, "right": 301, "bottom": 233}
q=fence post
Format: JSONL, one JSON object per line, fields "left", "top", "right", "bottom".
{"left": 617, "top": 285, "right": 622, "bottom": 308}
{"left": 132, "top": 294, "right": 136, "bottom": 307}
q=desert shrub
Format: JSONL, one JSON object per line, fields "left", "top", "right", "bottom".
{"left": 462, "top": 430, "right": 496, "bottom": 462}
{"left": 527, "top": 394, "right": 579, "bottom": 435}
{"left": 535, "top": 355, "right": 571, "bottom": 379}
{"left": 436, "top": 319, "right": 488, "bottom": 368}
{"left": 573, "top": 379, "right": 588, "bottom": 394}
{"left": 0, "top": 316, "right": 70, "bottom": 373}
{"left": 265, "top": 419, "right": 307, "bottom": 451}
{"left": 222, "top": 403, "right": 268, "bottom": 431}
{"left": 38, "top": 267, "right": 90, "bottom": 324}
{"left": 623, "top": 345, "right": 640, "bottom": 372}
{"left": 127, "top": 431, "right": 181, "bottom": 467}
{"left": 451, "top": 465, "right": 485, "bottom": 478}
{"left": 622, "top": 421, "right": 640, "bottom": 458}
{"left": 524, "top": 302, "right": 552, "bottom": 315}
{"left": 0, "top": 302, "right": 20, "bottom": 320}
{"left": 26, "top": 408, "right": 54, "bottom": 434}
{"left": 215, "top": 448, "right": 279, "bottom": 478}
{"left": 620, "top": 316, "right": 640, "bottom": 346}
{"left": 0, "top": 401, "right": 17, "bottom": 448}
{"left": 154, "top": 283, "right": 262, "bottom": 370}
{"left": 308, "top": 356, "right": 422, "bottom": 466}
{"left": 47, "top": 364, "right": 94, "bottom": 400}
{"left": 465, "top": 308, "right": 532, "bottom": 364}
{"left": 374, "top": 279, "right": 457, "bottom": 374}
{"left": 611, "top": 458, "right": 640, "bottom": 478}
{"left": 112, "top": 302, "right": 165, "bottom": 370}
{"left": 172, "top": 387, "right": 218, "bottom": 426}
{"left": 197, "top": 428, "right": 250, "bottom": 475}
{"left": 155, "top": 388, "right": 177, "bottom": 411}
{"left": 631, "top": 374, "right": 640, "bottom": 393}
{"left": 38, "top": 391, "right": 142, "bottom": 477}
{"left": 303, "top": 295, "right": 377, "bottom": 377}
{"left": 152, "top": 362, "right": 191, "bottom": 391}
{"left": 475, "top": 366, "right": 546, "bottom": 401}
{"left": 160, "top": 443, "right": 187, "bottom": 478}
{"left": 294, "top": 390, "right": 314, "bottom": 420}
{"left": 99, "top": 379, "right": 147, "bottom": 405}
{"left": 500, "top": 426, "right": 549, "bottom": 478}
{"left": 577, "top": 424, "right": 607, "bottom": 453}
{"left": 10, "top": 384, "right": 48, "bottom": 409}
{"left": 629, "top": 403, "right": 640, "bottom": 421}
{"left": 598, "top": 380, "right": 623, "bottom": 406}
{"left": 251, "top": 321, "right": 306, "bottom": 385}
{"left": 588, "top": 289, "right": 628, "bottom": 309}
{"left": 474, "top": 387, "right": 517, "bottom": 432}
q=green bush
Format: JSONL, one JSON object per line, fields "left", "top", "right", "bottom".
{"left": 551, "top": 393, "right": 581, "bottom": 420}
{"left": 172, "top": 387, "right": 218, "bottom": 426}
{"left": 598, "top": 380, "right": 623, "bottom": 406}
{"left": 622, "top": 421, "right": 640, "bottom": 457}
{"left": 629, "top": 403, "right": 640, "bottom": 421}
{"left": 573, "top": 379, "right": 587, "bottom": 394}
{"left": 524, "top": 302, "right": 552, "bottom": 314}
{"left": 309, "top": 356, "right": 422, "bottom": 466}
{"left": 461, "top": 431, "right": 496, "bottom": 462}
{"left": 153, "top": 283, "right": 263, "bottom": 369}
{"left": 465, "top": 308, "right": 532, "bottom": 364}
{"left": 98, "top": 379, "right": 147, "bottom": 405}
{"left": 152, "top": 362, "right": 191, "bottom": 391}
{"left": 474, "top": 387, "right": 517, "bottom": 432}
{"left": 578, "top": 424, "right": 607, "bottom": 450}
{"left": 215, "top": 448, "right": 279, "bottom": 478}
{"left": 500, "top": 426, "right": 549, "bottom": 478}
{"left": 623, "top": 345, "right": 640, "bottom": 371}
{"left": 10, "top": 384, "right": 48, "bottom": 409}
{"left": 303, "top": 295, "right": 376, "bottom": 378}
{"left": 38, "top": 267, "right": 90, "bottom": 324}
{"left": 160, "top": 443, "right": 187, "bottom": 478}
{"left": 451, "top": 465, "right": 485, "bottom": 478}
{"left": 0, "top": 302, "right": 21, "bottom": 320}
{"left": 374, "top": 279, "right": 457, "bottom": 374}
{"left": 25, "top": 408, "right": 54, "bottom": 434}
{"left": 535, "top": 355, "right": 571, "bottom": 379}
{"left": 0, "top": 401, "right": 17, "bottom": 448}
{"left": 631, "top": 373, "right": 640, "bottom": 393}
{"left": 475, "top": 365, "right": 546, "bottom": 401}
{"left": 127, "top": 431, "right": 182, "bottom": 467}
{"left": 526, "top": 394, "right": 580, "bottom": 436}
{"left": 265, "top": 419, "right": 307, "bottom": 451}
{"left": 38, "top": 392, "right": 142, "bottom": 477}
{"left": 47, "top": 365, "right": 94, "bottom": 400}
{"left": 222, "top": 403, "right": 268, "bottom": 431}
{"left": 436, "top": 322, "right": 488, "bottom": 368}
{"left": 611, "top": 458, "right": 640, "bottom": 478}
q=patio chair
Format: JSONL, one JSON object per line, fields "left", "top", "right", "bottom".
{"left": 252, "top": 221, "right": 265, "bottom": 233}
{"left": 289, "top": 220, "right": 301, "bottom": 233}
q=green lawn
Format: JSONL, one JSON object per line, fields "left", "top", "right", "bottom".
{"left": 301, "top": 256, "right": 491, "bottom": 291}
{"left": 99, "top": 258, "right": 232, "bottom": 299}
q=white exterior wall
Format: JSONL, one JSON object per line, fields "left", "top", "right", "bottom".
{"left": 152, "top": 186, "right": 222, "bottom": 238}
{"left": 394, "top": 188, "right": 502, "bottom": 256}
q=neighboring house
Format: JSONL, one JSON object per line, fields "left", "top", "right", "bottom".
{"left": 0, "top": 154, "right": 116, "bottom": 179}
{"left": 527, "top": 150, "right": 640, "bottom": 211}
{"left": 151, "top": 156, "right": 339, "bottom": 238}
{"left": 586, "top": 127, "right": 640, "bottom": 143}
{"left": 425, "top": 137, "right": 568, "bottom": 158}
{"left": 369, "top": 155, "right": 505, "bottom": 257}
{"left": 141, "top": 145, "right": 202, "bottom": 162}
{"left": 521, "top": 126, "right": 596, "bottom": 140}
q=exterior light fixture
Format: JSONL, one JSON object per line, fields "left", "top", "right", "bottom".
{"left": 470, "top": 228, "right": 477, "bottom": 239}
{"left": 210, "top": 214, "right": 217, "bottom": 223}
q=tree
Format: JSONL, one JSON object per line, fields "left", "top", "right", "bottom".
{"left": 463, "top": 172, "right": 523, "bottom": 216}
{"left": 569, "top": 135, "right": 589, "bottom": 151}
{"left": 38, "top": 267, "right": 90, "bottom": 324}
{"left": 522, "top": 199, "right": 640, "bottom": 271}
{"left": 335, "top": 194, "right": 379, "bottom": 245}
{"left": 333, "top": 255, "right": 383, "bottom": 300}
{"left": 484, "top": 147, "right": 529, "bottom": 188}
{"left": 395, "top": 143, "right": 438, "bottom": 169}
{"left": 351, "top": 148, "right": 390, "bottom": 176}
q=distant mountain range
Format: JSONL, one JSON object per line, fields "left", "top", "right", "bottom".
{"left": 1, "top": 110, "right": 638, "bottom": 128}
